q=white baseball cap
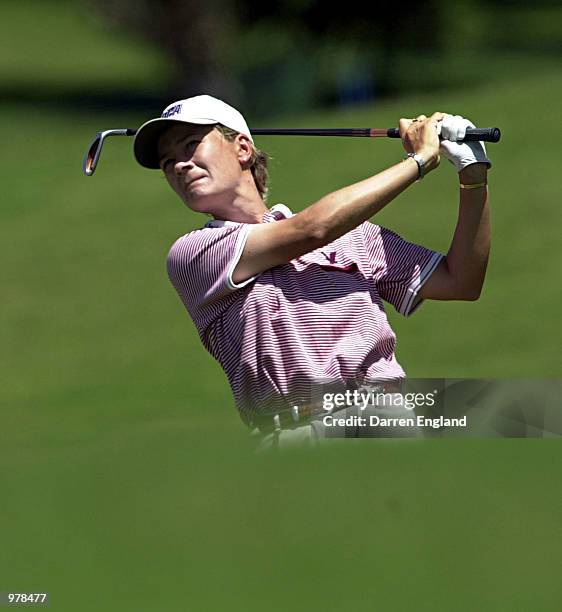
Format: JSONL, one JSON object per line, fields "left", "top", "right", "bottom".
{"left": 134, "top": 94, "right": 254, "bottom": 169}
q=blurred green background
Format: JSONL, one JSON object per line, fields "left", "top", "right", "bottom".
{"left": 1, "top": 1, "right": 561, "bottom": 610}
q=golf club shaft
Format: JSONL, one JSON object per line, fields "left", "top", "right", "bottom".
{"left": 250, "top": 127, "right": 501, "bottom": 142}
{"left": 103, "top": 127, "right": 501, "bottom": 141}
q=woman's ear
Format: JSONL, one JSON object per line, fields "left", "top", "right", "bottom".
{"left": 236, "top": 134, "right": 254, "bottom": 167}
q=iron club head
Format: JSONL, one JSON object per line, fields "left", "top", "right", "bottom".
{"left": 82, "top": 128, "right": 137, "bottom": 176}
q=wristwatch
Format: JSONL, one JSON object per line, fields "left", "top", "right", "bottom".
{"left": 404, "top": 152, "right": 426, "bottom": 180}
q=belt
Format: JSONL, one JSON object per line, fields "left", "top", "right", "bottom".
{"left": 247, "top": 380, "right": 403, "bottom": 435}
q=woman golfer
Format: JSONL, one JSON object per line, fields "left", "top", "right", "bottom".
{"left": 133, "top": 95, "right": 491, "bottom": 446}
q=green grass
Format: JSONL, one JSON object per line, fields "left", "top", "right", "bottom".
{"left": 1, "top": 57, "right": 561, "bottom": 610}
{"left": 0, "top": 0, "right": 169, "bottom": 94}
{"left": 3, "top": 438, "right": 562, "bottom": 611}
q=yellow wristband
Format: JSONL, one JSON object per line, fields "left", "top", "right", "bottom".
{"left": 459, "top": 182, "right": 487, "bottom": 190}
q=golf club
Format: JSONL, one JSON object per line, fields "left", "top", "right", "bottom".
{"left": 83, "top": 126, "right": 501, "bottom": 176}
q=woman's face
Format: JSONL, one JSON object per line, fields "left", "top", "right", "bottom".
{"left": 157, "top": 124, "right": 249, "bottom": 215}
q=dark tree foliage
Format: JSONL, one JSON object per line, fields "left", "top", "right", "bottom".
{"left": 86, "top": 0, "right": 441, "bottom": 103}
{"left": 86, "top": 0, "right": 242, "bottom": 103}
{"left": 84, "top": 0, "right": 559, "bottom": 115}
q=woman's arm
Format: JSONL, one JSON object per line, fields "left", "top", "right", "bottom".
{"left": 232, "top": 112, "right": 445, "bottom": 285}
{"left": 420, "top": 164, "right": 490, "bottom": 300}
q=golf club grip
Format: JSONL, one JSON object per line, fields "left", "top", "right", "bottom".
{"left": 387, "top": 127, "right": 501, "bottom": 143}
{"left": 462, "top": 128, "right": 501, "bottom": 142}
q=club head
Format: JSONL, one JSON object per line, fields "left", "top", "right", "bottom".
{"left": 82, "top": 128, "right": 137, "bottom": 176}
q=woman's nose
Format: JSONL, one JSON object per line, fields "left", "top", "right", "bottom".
{"left": 174, "top": 160, "right": 192, "bottom": 175}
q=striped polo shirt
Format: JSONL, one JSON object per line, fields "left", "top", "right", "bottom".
{"left": 166, "top": 204, "right": 443, "bottom": 422}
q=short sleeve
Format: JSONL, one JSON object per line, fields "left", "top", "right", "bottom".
{"left": 166, "top": 224, "right": 255, "bottom": 330}
{"left": 361, "top": 222, "right": 443, "bottom": 317}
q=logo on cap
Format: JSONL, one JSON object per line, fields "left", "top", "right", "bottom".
{"left": 161, "top": 104, "right": 183, "bottom": 118}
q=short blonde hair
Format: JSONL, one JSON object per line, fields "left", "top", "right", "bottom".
{"left": 214, "top": 124, "right": 270, "bottom": 203}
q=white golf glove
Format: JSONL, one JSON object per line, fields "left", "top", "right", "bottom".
{"left": 438, "top": 114, "right": 491, "bottom": 172}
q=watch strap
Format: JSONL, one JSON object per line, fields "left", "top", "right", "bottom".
{"left": 404, "top": 152, "right": 426, "bottom": 180}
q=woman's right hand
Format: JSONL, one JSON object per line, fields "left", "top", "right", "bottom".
{"left": 399, "top": 112, "right": 445, "bottom": 174}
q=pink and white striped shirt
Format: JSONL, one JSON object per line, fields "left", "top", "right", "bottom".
{"left": 166, "top": 204, "right": 443, "bottom": 422}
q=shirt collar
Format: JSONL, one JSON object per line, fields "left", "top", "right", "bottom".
{"left": 204, "top": 204, "right": 293, "bottom": 228}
